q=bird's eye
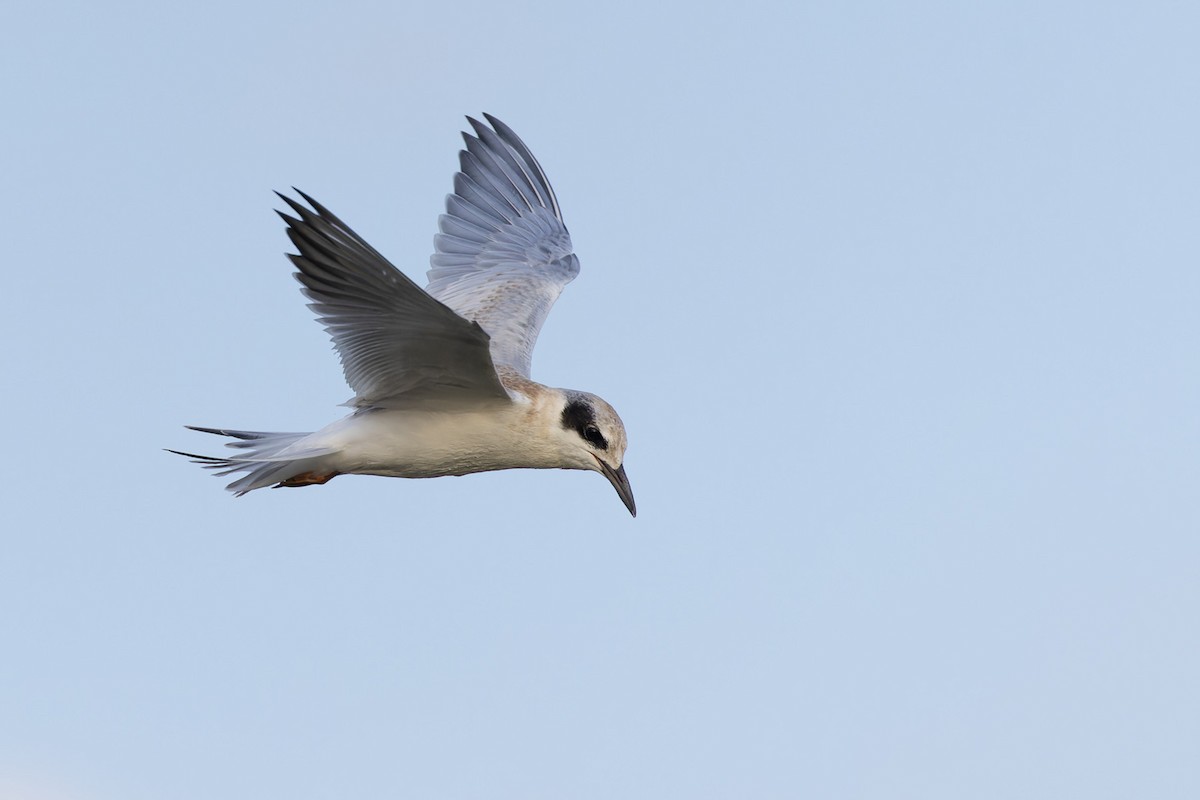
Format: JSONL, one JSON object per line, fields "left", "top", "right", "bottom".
{"left": 582, "top": 424, "right": 608, "bottom": 449}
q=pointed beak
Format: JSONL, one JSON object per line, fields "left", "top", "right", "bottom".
{"left": 596, "top": 458, "right": 637, "bottom": 517}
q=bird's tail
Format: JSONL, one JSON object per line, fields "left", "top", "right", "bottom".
{"left": 168, "top": 426, "right": 340, "bottom": 495}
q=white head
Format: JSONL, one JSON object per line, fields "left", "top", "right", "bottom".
{"left": 554, "top": 390, "right": 635, "bottom": 516}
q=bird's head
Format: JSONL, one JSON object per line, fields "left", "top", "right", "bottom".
{"left": 555, "top": 391, "right": 635, "bottom": 516}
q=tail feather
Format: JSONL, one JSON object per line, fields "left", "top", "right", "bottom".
{"left": 169, "top": 427, "right": 338, "bottom": 495}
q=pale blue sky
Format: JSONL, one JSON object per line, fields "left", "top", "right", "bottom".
{"left": 2, "top": 1, "right": 1198, "bottom": 798}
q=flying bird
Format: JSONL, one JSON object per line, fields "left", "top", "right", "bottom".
{"left": 172, "top": 114, "right": 635, "bottom": 515}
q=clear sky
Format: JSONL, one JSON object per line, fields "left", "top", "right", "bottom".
{"left": 2, "top": 1, "right": 1198, "bottom": 798}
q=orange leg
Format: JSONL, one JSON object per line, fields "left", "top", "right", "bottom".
{"left": 277, "top": 471, "right": 339, "bottom": 488}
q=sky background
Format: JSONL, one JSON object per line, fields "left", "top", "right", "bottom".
{"left": 2, "top": 1, "right": 1198, "bottom": 798}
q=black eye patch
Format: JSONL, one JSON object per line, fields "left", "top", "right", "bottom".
{"left": 561, "top": 398, "right": 608, "bottom": 450}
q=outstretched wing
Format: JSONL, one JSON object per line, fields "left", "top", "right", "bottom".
{"left": 278, "top": 190, "right": 511, "bottom": 409}
{"left": 426, "top": 114, "right": 580, "bottom": 378}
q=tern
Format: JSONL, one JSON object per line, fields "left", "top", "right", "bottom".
{"left": 172, "top": 114, "right": 635, "bottom": 516}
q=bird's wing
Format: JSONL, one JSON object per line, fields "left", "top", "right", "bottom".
{"left": 425, "top": 114, "right": 580, "bottom": 379}
{"left": 278, "top": 190, "right": 511, "bottom": 409}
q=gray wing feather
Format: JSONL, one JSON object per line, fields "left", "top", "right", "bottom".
{"left": 426, "top": 114, "right": 580, "bottom": 378}
{"left": 278, "top": 190, "right": 510, "bottom": 408}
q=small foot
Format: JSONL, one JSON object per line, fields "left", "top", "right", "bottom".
{"left": 276, "top": 471, "right": 339, "bottom": 488}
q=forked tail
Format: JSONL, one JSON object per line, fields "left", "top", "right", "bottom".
{"left": 168, "top": 426, "right": 339, "bottom": 495}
